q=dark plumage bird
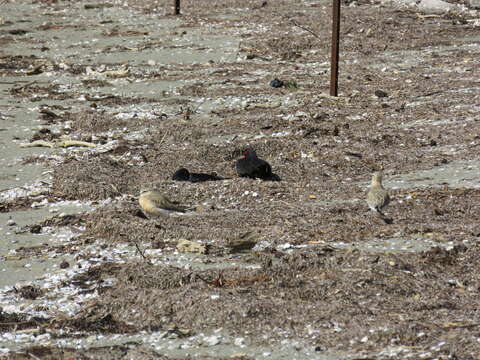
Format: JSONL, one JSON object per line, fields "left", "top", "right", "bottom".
{"left": 235, "top": 147, "right": 273, "bottom": 180}
{"left": 172, "top": 168, "right": 223, "bottom": 183}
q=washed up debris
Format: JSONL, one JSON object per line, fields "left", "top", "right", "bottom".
{"left": 19, "top": 140, "right": 55, "bottom": 148}
{"left": 270, "top": 78, "right": 284, "bottom": 88}
{"left": 84, "top": 94, "right": 116, "bottom": 102}
{"left": 39, "top": 108, "right": 61, "bottom": 121}
{"left": 13, "top": 285, "right": 44, "bottom": 300}
{"left": 245, "top": 101, "right": 281, "bottom": 110}
{"left": 29, "top": 224, "right": 42, "bottom": 233}
{"left": 226, "top": 231, "right": 258, "bottom": 253}
{"left": 84, "top": 3, "right": 114, "bottom": 9}
{"left": 4, "top": 254, "right": 22, "bottom": 260}
{"left": 269, "top": 78, "right": 298, "bottom": 89}
{"left": 161, "top": 324, "right": 194, "bottom": 339}
{"left": 20, "top": 139, "right": 97, "bottom": 148}
{"left": 470, "top": 0, "right": 480, "bottom": 9}
{"left": 85, "top": 65, "right": 130, "bottom": 78}
{"left": 26, "top": 65, "right": 43, "bottom": 75}
{"left": 202, "top": 334, "right": 221, "bottom": 346}
{"left": 176, "top": 239, "right": 207, "bottom": 254}
{"left": 7, "top": 29, "right": 29, "bottom": 35}
{"left": 375, "top": 89, "right": 389, "bottom": 98}
{"left": 417, "top": 0, "right": 459, "bottom": 14}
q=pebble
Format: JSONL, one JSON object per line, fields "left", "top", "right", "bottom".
{"left": 418, "top": 0, "right": 457, "bottom": 13}
{"left": 270, "top": 78, "right": 284, "bottom": 88}
{"left": 277, "top": 243, "right": 292, "bottom": 250}
{"left": 234, "top": 337, "right": 246, "bottom": 346}
{"left": 203, "top": 335, "right": 221, "bottom": 346}
{"left": 7, "top": 219, "right": 16, "bottom": 226}
{"left": 375, "top": 89, "right": 388, "bottom": 98}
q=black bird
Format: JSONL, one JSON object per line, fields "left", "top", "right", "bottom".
{"left": 172, "top": 168, "right": 223, "bottom": 183}
{"left": 235, "top": 147, "right": 273, "bottom": 180}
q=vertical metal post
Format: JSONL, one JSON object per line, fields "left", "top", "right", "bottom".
{"left": 330, "top": 0, "right": 341, "bottom": 97}
{"left": 174, "top": 0, "right": 180, "bottom": 15}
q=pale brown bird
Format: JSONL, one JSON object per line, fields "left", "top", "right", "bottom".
{"left": 367, "top": 171, "right": 392, "bottom": 223}
{"left": 139, "top": 187, "right": 187, "bottom": 217}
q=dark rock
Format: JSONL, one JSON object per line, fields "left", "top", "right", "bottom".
{"left": 375, "top": 89, "right": 388, "bottom": 98}
{"left": 270, "top": 78, "right": 284, "bottom": 88}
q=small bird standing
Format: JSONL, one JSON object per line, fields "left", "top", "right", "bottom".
{"left": 139, "top": 187, "right": 187, "bottom": 217}
{"left": 235, "top": 147, "right": 272, "bottom": 180}
{"left": 366, "top": 171, "right": 392, "bottom": 223}
{"left": 172, "top": 168, "right": 223, "bottom": 183}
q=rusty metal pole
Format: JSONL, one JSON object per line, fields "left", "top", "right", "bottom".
{"left": 330, "top": 0, "right": 341, "bottom": 96}
{"left": 174, "top": 0, "right": 180, "bottom": 15}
